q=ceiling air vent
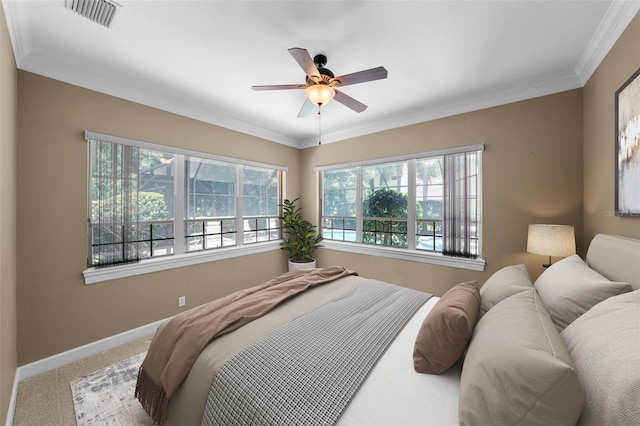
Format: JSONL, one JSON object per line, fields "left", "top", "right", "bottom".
{"left": 65, "top": 0, "right": 122, "bottom": 29}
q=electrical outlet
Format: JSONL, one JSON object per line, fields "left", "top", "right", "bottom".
{"left": 178, "top": 296, "right": 186, "bottom": 307}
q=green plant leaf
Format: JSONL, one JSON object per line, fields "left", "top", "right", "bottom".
{"left": 279, "top": 198, "right": 323, "bottom": 260}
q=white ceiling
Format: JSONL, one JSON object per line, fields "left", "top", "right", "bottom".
{"left": 3, "top": 1, "right": 640, "bottom": 148}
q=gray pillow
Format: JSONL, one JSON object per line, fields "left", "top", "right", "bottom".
{"left": 459, "top": 288, "right": 584, "bottom": 426}
{"left": 561, "top": 290, "right": 640, "bottom": 425}
{"left": 478, "top": 264, "right": 532, "bottom": 319}
{"left": 534, "top": 254, "right": 631, "bottom": 332}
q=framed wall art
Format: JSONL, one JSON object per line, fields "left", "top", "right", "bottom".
{"left": 615, "top": 67, "right": 640, "bottom": 216}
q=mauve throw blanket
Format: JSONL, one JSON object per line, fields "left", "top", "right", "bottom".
{"left": 134, "top": 266, "right": 357, "bottom": 425}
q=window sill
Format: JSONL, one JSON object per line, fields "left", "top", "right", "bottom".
{"left": 320, "top": 240, "right": 486, "bottom": 271}
{"left": 83, "top": 240, "right": 282, "bottom": 284}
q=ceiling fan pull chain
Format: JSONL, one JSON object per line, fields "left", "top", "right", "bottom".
{"left": 318, "top": 105, "right": 322, "bottom": 145}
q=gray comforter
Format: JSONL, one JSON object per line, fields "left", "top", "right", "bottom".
{"left": 201, "top": 280, "right": 432, "bottom": 426}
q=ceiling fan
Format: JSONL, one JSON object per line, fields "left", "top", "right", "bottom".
{"left": 252, "top": 48, "right": 388, "bottom": 118}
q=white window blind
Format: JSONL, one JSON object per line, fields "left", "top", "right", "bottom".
{"left": 89, "top": 141, "right": 144, "bottom": 267}
{"left": 442, "top": 150, "right": 480, "bottom": 258}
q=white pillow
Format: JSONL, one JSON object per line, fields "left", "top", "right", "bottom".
{"left": 534, "top": 254, "right": 631, "bottom": 332}
{"left": 460, "top": 289, "right": 584, "bottom": 425}
{"left": 561, "top": 290, "right": 640, "bottom": 425}
{"left": 478, "top": 264, "right": 532, "bottom": 319}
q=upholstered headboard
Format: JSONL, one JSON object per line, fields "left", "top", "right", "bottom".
{"left": 586, "top": 234, "right": 640, "bottom": 290}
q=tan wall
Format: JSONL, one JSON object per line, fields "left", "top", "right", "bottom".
{"left": 0, "top": 3, "right": 18, "bottom": 423}
{"left": 17, "top": 72, "right": 300, "bottom": 365}
{"left": 301, "top": 90, "right": 584, "bottom": 296}
{"left": 12, "top": 9, "right": 638, "bottom": 371}
{"left": 584, "top": 12, "right": 640, "bottom": 243}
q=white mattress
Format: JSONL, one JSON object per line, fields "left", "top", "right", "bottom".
{"left": 338, "top": 296, "right": 461, "bottom": 426}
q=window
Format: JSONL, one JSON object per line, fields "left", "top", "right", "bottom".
{"left": 184, "top": 158, "right": 237, "bottom": 252}
{"left": 363, "top": 161, "right": 409, "bottom": 248}
{"left": 242, "top": 166, "right": 280, "bottom": 244}
{"left": 322, "top": 168, "right": 357, "bottom": 242}
{"left": 86, "top": 131, "right": 284, "bottom": 280}
{"left": 318, "top": 144, "right": 484, "bottom": 270}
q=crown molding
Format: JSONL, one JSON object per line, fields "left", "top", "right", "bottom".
{"left": 4, "top": 0, "right": 638, "bottom": 150}
{"left": 16, "top": 50, "right": 302, "bottom": 148}
{"left": 2, "top": 0, "right": 32, "bottom": 65}
{"left": 575, "top": 0, "right": 640, "bottom": 85}
{"left": 300, "top": 72, "right": 583, "bottom": 149}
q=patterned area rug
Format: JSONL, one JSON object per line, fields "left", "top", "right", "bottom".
{"left": 71, "top": 352, "right": 152, "bottom": 425}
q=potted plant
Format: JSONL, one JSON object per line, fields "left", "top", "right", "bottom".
{"left": 279, "top": 198, "right": 323, "bottom": 271}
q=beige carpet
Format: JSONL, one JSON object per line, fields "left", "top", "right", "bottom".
{"left": 12, "top": 335, "right": 153, "bottom": 426}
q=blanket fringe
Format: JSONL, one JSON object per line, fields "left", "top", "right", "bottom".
{"left": 135, "top": 366, "right": 169, "bottom": 425}
{"left": 134, "top": 267, "right": 359, "bottom": 424}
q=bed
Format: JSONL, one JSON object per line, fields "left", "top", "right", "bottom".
{"left": 136, "top": 233, "right": 640, "bottom": 425}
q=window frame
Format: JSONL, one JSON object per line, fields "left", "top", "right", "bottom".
{"left": 83, "top": 131, "right": 286, "bottom": 284}
{"left": 316, "top": 144, "right": 485, "bottom": 272}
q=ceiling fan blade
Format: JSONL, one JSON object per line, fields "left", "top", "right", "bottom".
{"left": 333, "top": 90, "right": 367, "bottom": 113}
{"left": 297, "top": 98, "right": 314, "bottom": 118}
{"left": 252, "top": 84, "right": 306, "bottom": 91}
{"left": 331, "top": 66, "right": 388, "bottom": 87}
{"left": 288, "top": 48, "right": 320, "bottom": 79}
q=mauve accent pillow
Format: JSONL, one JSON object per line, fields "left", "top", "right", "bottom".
{"left": 413, "top": 281, "right": 480, "bottom": 375}
{"left": 479, "top": 264, "right": 533, "bottom": 319}
{"left": 534, "top": 254, "right": 632, "bottom": 332}
{"left": 561, "top": 289, "right": 640, "bottom": 426}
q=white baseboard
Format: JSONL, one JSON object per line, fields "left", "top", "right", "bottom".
{"left": 5, "top": 375, "right": 18, "bottom": 426}
{"left": 6, "top": 317, "right": 168, "bottom": 426}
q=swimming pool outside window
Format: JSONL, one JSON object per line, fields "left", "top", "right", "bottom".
{"left": 317, "top": 144, "right": 484, "bottom": 269}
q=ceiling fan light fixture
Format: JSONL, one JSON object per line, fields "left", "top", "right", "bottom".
{"left": 305, "top": 84, "right": 335, "bottom": 106}
{"left": 253, "top": 48, "right": 387, "bottom": 117}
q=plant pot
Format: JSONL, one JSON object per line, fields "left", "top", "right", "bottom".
{"left": 288, "top": 258, "right": 316, "bottom": 271}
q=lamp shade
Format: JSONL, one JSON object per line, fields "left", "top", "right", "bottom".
{"left": 305, "top": 84, "right": 335, "bottom": 106}
{"left": 527, "top": 224, "right": 576, "bottom": 257}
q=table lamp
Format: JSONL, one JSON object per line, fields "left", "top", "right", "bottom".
{"left": 527, "top": 224, "right": 576, "bottom": 269}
